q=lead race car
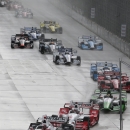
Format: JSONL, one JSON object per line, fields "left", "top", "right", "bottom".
{"left": 15, "top": 8, "right": 33, "bottom": 18}
{"left": 39, "top": 37, "right": 63, "bottom": 54}
{"left": 20, "top": 27, "right": 41, "bottom": 40}
{"left": 78, "top": 36, "right": 103, "bottom": 50}
{"left": 90, "top": 89, "right": 127, "bottom": 113}
{"left": 90, "top": 61, "right": 120, "bottom": 81}
{"left": 11, "top": 34, "right": 34, "bottom": 49}
{"left": 53, "top": 48, "right": 81, "bottom": 66}
{"left": 59, "top": 101, "right": 99, "bottom": 129}
{"left": 40, "top": 21, "right": 63, "bottom": 34}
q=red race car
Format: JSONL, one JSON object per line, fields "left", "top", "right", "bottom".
{"left": 98, "top": 71, "right": 130, "bottom": 92}
{"left": 59, "top": 101, "right": 99, "bottom": 129}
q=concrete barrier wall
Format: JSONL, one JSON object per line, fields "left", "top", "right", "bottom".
{"left": 49, "top": 0, "right": 130, "bottom": 58}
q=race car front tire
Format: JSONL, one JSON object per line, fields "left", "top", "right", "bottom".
{"left": 30, "top": 43, "right": 34, "bottom": 49}
{"left": 41, "top": 46, "right": 45, "bottom": 54}
{"left": 77, "top": 56, "right": 81, "bottom": 66}
{"left": 59, "top": 27, "right": 63, "bottom": 34}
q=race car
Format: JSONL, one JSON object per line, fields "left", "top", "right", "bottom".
{"left": 40, "top": 21, "right": 63, "bottom": 34}
{"left": 90, "top": 61, "right": 120, "bottom": 81}
{"left": 53, "top": 48, "right": 81, "bottom": 66}
{"left": 59, "top": 101, "right": 99, "bottom": 128}
{"left": 15, "top": 8, "right": 33, "bottom": 18}
{"left": 7, "top": 1, "right": 23, "bottom": 10}
{"left": 20, "top": 27, "right": 41, "bottom": 40}
{"left": 39, "top": 38, "right": 63, "bottom": 54}
{"left": 11, "top": 34, "right": 34, "bottom": 49}
{"left": 28, "top": 115, "right": 66, "bottom": 130}
{"left": 98, "top": 71, "right": 130, "bottom": 92}
{"left": 78, "top": 36, "right": 103, "bottom": 50}
{"left": 90, "top": 89, "right": 127, "bottom": 113}
{"left": 0, "top": 0, "right": 6, "bottom": 7}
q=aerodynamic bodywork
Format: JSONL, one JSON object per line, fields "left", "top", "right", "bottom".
{"left": 39, "top": 37, "right": 63, "bottom": 54}
{"left": 40, "top": 21, "right": 63, "bottom": 34}
{"left": 7, "top": 1, "right": 23, "bottom": 10}
{"left": 78, "top": 36, "right": 103, "bottom": 50}
{"left": 20, "top": 27, "right": 41, "bottom": 40}
{"left": 15, "top": 8, "right": 33, "bottom": 18}
{"left": 90, "top": 62, "right": 120, "bottom": 81}
{"left": 11, "top": 34, "right": 34, "bottom": 49}
{"left": 53, "top": 48, "right": 81, "bottom": 65}
{"left": 59, "top": 101, "right": 99, "bottom": 129}
{"left": 90, "top": 89, "right": 127, "bottom": 113}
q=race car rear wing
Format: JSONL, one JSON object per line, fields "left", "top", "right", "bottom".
{"left": 24, "top": 27, "right": 37, "bottom": 31}
{"left": 47, "top": 116, "right": 66, "bottom": 123}
{"left": 15, "top": 34, "right": 29, "bottom": 37}
{"left": 96, "top": 62, "right": 113, "bottom": 67}
{"left": 71, "top": 101, "right": 92, "bottom": 107}
{"left": 44, "top": 21, "right": 56, "bottom": 24}
{"left": 44, "top": 38, "right": 57, "bottom": 42}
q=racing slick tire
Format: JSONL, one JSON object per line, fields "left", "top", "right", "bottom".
{"left": 55, "top": 56, "right": 59, "bottom": 65}
{"left": 88, "top": 44, "right": 90, "bottom": 49}
{"left": 99, "top": 43, "right": 103, "bottom": 51}
{"left": 11, "top": 43, "right": 14, "bottom": 49}
{"left": 59, "top": 27, "right": 63, "bottom": 34}
{"left": 41, "top": 46, "right": 45, "bottom": 54}
{"left": 119, "top": 101, "right": 126, "bottom": 113}
{"left": 53, "top": 56, "right": 55, "bottom": 63}
{"left": 43, "top": 27, "right": 46, "bottom": 33}
{"left": 52, "top": 115, "right": 58, "bottom": 117}
{"left": 30, "top": 43, "right": 34, "bottom": 49}
{"left": 96, "top": 114, "right": 99, "bottom": 124}
{"left": 77, "top": 56, "right": 81, "bottom": 66}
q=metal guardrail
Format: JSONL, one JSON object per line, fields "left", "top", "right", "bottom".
{"left": 49, "top": 0, "right": 130, "bottom": 58}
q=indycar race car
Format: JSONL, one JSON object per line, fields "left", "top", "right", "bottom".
{"left": 11, "top": 34, "right": 34, "bottom": 49}
{"left": 40, "top": 21, "right": 63, "bottom": 34}
{"left": 90, "top": 89, "right": 127, "bottom": 113}
{"left": 39, "top": 37, "right": 63, "bottom": 54}
{"left": 0, "top": 0, "right": 6, "bottom": 7}
{"left": 28, "top": 115, "right": 66, "bottom": 130}
{"left": 53, "top": 48, "right": 81, "bottom": 65}
{"left": 98, "top": 71, "right": 130, "bottom": 92}
{"left": 78, "top": 36, "right": 103, "bottom": 50}
{"left": 15, "top": 8, "right": 33, "bottom": 18}
{"left": 7, "top": 1, "right": 23, "bottom": 10}
{"left": 59, "top": 101, "right": 99, "bottom": 129}
{"left": 90, "top": 61, "right": 119, "bottom": 81}
{"left": 20, "top": 27, "right": 41, "bottom": 40}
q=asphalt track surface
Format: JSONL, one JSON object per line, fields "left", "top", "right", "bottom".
{"left": 0, "top": 0, "right": 130, "bottom": 130}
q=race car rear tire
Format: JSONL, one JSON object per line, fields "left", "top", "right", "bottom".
{"left": 30, "top": 44, "right": 34, "bottom": 49}
{"left": 59, "top": 27, "right": 63, "bottom": 34}
{"left": 77, "top": 56, "right": 81, "bottom": 66}
{"left": 55, "top": 56, "right": 59, "bottom": 65}
{"left": 41, "top": 46, "right": 45, "bottom": 54}
{"left": 11, "top": 44, "right": 14, "bottom": 49}
{"left": 99, "top": 43, "right": 103, "bottom": 51}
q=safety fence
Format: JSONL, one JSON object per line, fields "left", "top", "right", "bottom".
{"left": 49, "top": 0, "right": 130, "bottom": 58}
